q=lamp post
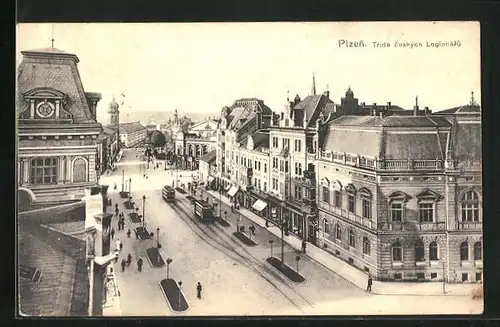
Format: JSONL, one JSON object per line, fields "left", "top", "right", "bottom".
{"left": 295, "top": 255, "right": 301, "bottom": 274}
{"left": 142, "top": 195, "right": 146, "bottom": 230}
{"left": 121, "top": 169, "right": 125, "bottom": 193}
{"left": 166, "top": 258, "right": 172, "bottom": 279}
{"left": 269, "top": 239, "right": 274, "bottom": 258}
{"left": 156, "top": 227, "right": 160, "bottom": 248}
{"left": 129, "top": 178, "right": 132, "bottom": 197}
{"left": 442, "top": 256, "right": 446, "bottom": 294}
{"left": 178, "top": 281, "right": 183, "bottom": 309}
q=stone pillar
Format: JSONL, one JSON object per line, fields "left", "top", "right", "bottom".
{"left": 55, "top": 100, "right": 61, "bottom": 118}
{"left": 29, "top": 100, "right": 35, "bottom": 118}
{"left": 22, "top": 158, "right": 29, "bottom": 184}
{"left": 58, "top": 157, "right": 65, "bottom": 184}
{"left": 66, "top": 156, "right": 72, "bottom": 182}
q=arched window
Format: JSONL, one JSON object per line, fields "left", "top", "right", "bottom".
{"left": 324, "top": 218, "right": 330, "bottom": 234}
{"left": 429, "top": 242, "right": 438, "bottom": 261}
{"left": 363, "top": 237, "right": 370, "bottom": 255}
{"left": 348, "top": 229, "right": 355, "bottom": 247}
{"left": 392, "top": 242, "right": 403, "bottom": 262}
{"left": 335, "top": 224, "right": 341, "bottom": 240}
{"left": 474, "top": 242, "right": 482, "bottom": 260}
{"left": 72, "top": 158, "right": 87, "bottom": 183}
{"left": 461, "top": 190, "right": 480, "bottom": 222}
{"left": 415, "top": 240, "right": 425, "bottom": 262}
{"left": 460, "top": 242, "right": 469, "bottom": 261}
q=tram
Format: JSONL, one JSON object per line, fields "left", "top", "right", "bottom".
{"left": 193, "top": 199, "right": 214, "bottom": 222}
{"left": 161, "top": 185, "right": 176, "bottom": 202}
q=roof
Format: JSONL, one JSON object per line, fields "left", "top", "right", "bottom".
{"left": 322, "top": 115, "right": 452, "bottom": 159}
{"left": 450, "top": 119, "right": 482, "bottom": 165}
{"left": 18, "top": 202, "right": 88, "bottom": 316}
{"left": 119, "top": 122, "right": 147, "bottom": 134}
{"left": 291, "top": 94, "right": 334, "bottom": 128}
{"left": 329, "top": 115, "right": 451, "bottom": 128}
{"left": 252, "top": 131, "right": 270, "bottom": 149}
{"left": 433, "top": 104, "right": 481, "bottom": 115}
{"left": 199, "top": 150, "right": 217, "bottom": 164}
{"left": 17, "top": 48, "right": 94, "bottom": 123}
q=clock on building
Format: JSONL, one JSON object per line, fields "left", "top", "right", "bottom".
{"left": 36, "top": 99, "right": 55, "bottom": 118}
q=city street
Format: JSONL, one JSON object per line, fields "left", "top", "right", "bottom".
{"left": 100, "top": 148, "right": 482, "bottom": 316}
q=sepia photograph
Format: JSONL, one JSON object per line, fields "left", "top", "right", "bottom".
{"left": 16, "top": 21, "right": 482, "bottom": 316}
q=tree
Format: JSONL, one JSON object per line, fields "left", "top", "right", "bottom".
{"left": 150, "top": 130, "right": 167, "bottom": 148}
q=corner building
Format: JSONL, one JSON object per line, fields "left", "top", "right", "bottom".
{"left": 17, "top": 47, "right": 102, "bottom": 204}
{"left": 316, "top": 100, "right": 482, "bottom": 283}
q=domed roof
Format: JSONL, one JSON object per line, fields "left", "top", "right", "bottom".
{"left": 294, "top": 94, "right": 301, "bottom": 102}
{"left": 345, "top": 87, "right": 354, "bottom": 97}
{"left": 108, "top": 97, "right": 119, "bottom": 112}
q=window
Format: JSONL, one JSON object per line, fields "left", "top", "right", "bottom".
{"left": 474, "top": 242, "right": 482, "bottom": 260}
{"left": 264, "top": 163, "right": 267, "bottom": 173}
{"left": 284, "top": 161, "right": 289, "bottom": 173}
{"left": 476, "top": 272, "right": 482, "bottom": 282}
{"left": 431, "top": 272, "right": 437, "bottom": 279}
{"left": 362, "top": 198, "right": 371, "bottom": 219}
{"left": 419, "top": 203, "right": 434, "bottom": 222}
{"left": 282, "top": 138, "right": 290, "bottom": 149}
{"left": 279, "top": 160, "right": 284, "bottom": 172}
{"left": 461, "top": 273, "right": 468, "bottom": 282}
{"left": 429, "top": 242, "right": 438, "bottom": 261}
{"left": 461, "top": 190, "right": 480, "bottom": 222}
{"left": 258, "top": 162, "right": 261, "bottom": 171}
{"left": 390, "top": 202, "right": 403, "bottom": 222}
{"left": 335, "top": 224, "right": 341, "bottom": 239}
{"left": 30, "top": 158, "right": 58, "bottom": 185}
{"left": 334, "top": 191, "right": 342, "bottom": 207}
{"left": 284, "top": 119, "right": 289, "bottom": 126}
{"left": 394, "top": 273, "right": 402, "bottom": 280}
{"left": 263, "top": 181, "right": 267, "bottom": 192}
{"left": 363, "top": 237, "right": 370, "bottom": 255}
{"left": 294, "top": 185, "right": 302, "bottom": 200}
{"left": 324, "top": 218, "right": 329, "bottom": 233}
{"left": 272, "top": 137, "right": 279, "bottom": 148}
{"left": 236, "top": 155, "right": 238, "bottom": 164}
{"left": 294, "top": 139, "right": 302, "bottom": 152}
{"left": 460, "top": 242, "right": 469, "bottom": 261}
{"left": 254, "top": 161, "right": 257, "bottom": 169}
{"left": 348, "top": 229, "right": 355, "bottom": 247}
{"left": 415, "top": 240, "right": 425, "bottom": 262}
{"left": 348, "top": 194, "right": 355, "bottom": 213}
{"left": 72, "top": 158, "right": 87, "bottom": 183}
{"left": 392, "top": 243, "right": 402, "bottom": 262}
{"left": 322, "top": 186, "right": 330, "bottom": 203}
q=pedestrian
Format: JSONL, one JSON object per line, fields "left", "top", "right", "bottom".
{"left": 135, "top": 228, "right": 139, "bottom": 239}
{"left": 367, "top": 275, "right": 373, "bottom": 292}
{"left": 108, "top": 198, "right": 112, "bottom": 206}
{"left": 127, "top": 228, "right": 131, "bottom": 238}
{"left": 115, "top": 207, "right": 119, "bottom": 217}
{"left": 126, "top": 253, "right": 132, "bottom": 267}
{"left": 111, "top": 227, "right": 115, "bottom": 240}
{"left": 250, "top": 224, "right": 256, "bottom": 236}
{"left": 115, "top": 238, "right": 121, "bottom": 252}
{"left": 137, "top": 257, "right": 143, "bottom": 272}
{"left": 301, "top": 240, "right": 307, "bottom": 254}
{"left": 196, "top": 282, "right": 202, "bottom": 299}
{"left": 121, "top": 259, "right": 126, "bottom": 272}
{"left": 114, "top": 183, "right": 117, "bottom": 190}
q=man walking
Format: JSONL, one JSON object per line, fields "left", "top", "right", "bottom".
{"left": 121, "top": 258, "right": 126, "bottom": 272}
{"left": 111, "top": 227, "right": 115, "bottom": 240}
{"left": 116, "top": 238, "right": 122, "bottom": 252}
{"left": 196, "top": 282, "right": 203, "bottom": 299}
{"left": 366, "top": 275, "right": 373, "bottom": 292}
{"left": 137, "top": 257, "right": 143, "bottom": 272}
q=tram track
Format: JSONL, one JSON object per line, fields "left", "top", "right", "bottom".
{"left": 166, "top": 197, "right": 313, "bottom": 312}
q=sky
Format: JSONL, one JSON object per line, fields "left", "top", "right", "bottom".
{"left": 17, "top": 22, "right": 480, "bottom": 122}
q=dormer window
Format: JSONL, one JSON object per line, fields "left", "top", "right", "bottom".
{"left": 21, "top": 87, "right": 72, "bottom": 122}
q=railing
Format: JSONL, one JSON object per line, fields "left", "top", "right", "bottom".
{"left": 456, "top": 221, "right": 482, "bottom": 230}
{"left": 377, "top": 221, "right": 446, "bottom": 231}
{"left": 319, "top": 151, "right": 446, "bottom": 171}
{"left": 318, "top": 201, "right": 374, "bottom": 229}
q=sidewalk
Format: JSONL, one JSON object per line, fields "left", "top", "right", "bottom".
{"left": 204, "top": 189, "right": 479, "bottom": 297}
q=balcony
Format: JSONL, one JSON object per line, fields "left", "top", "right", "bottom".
{"left": 319, "top": 151, "right": 446, "bottom": 171}
{"left": 293, "top": 176, "right": 314, "bottom": 187}
{"left": 377, "top": 221, "right": 446, "bottom": 231}
{"left": 456, "top": 221, "right": 482, "bottom": 230}
{"left": 318, "top": 202, "right": 374, "bottom": 229}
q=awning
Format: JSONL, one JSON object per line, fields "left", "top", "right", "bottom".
{"left": 252, "top": 199, "right": 268, "bottom": 212}
{"left": 224, "top": 184, "right": 231, "bottom": 191}
{"left": 227, "top": 186, "right": 239, "bottom": 197}
{"left": 207, "top": 176, "right": 215, "bottom": 183}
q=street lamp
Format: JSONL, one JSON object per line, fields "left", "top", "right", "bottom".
{"left": 142, "top": 195, "right": 146, "bottom": 229}
{"left": 269, "top": 239, "right": 274, "bottom": 258}
{"left": 295, "top": 255, "right": 301, "bottom": 274}
{"left": 442, "top": 256, "right": 446, "bottom": 294}
{"left": 121, "top": 169, "right": 125, "bottom": 193}
{"left": 166, "top": 258, "right": 172, "bottom": 279}
{"left": 156, "top": 227, "right": 161, "bottom": 248}
{"left": 129, "top": 178, "right": 132, "bottom": 197}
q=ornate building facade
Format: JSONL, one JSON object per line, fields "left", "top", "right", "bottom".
{"left": 17, "top": 47, "right": 102, "bottom": 204}
{"left": 316, "top": 96, "right": 482, "bottom": 283}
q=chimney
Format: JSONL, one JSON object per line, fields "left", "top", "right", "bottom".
{"left": 323, "top": 90, "right": 330, "bottom": 99}
{"left": 424, "top": 107, "right": 429, "bottom": 115}
{"left": 387, "top": 102, "right": 391, "bottom": 111}
{"left": 413, "top": 96, "right": 419, "bottom": 116}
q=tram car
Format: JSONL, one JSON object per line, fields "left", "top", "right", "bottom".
{"left": 162, "top": 185, "right": 176, "bottom": 202}
{"left": 193, "top": 199, "right": 214, "bottom": 222}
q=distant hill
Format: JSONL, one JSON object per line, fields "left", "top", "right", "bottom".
{"left": 119, "top": 111, "right": 220, "bottom": 123}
